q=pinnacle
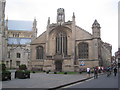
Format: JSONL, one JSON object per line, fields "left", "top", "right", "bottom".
{"left": 94, "top": 19, "right": 98, "bottom": 24}
{"left": 72, "top": 12, "right": 75, "bottom": 18}
{"left": 92, "top": 19, "right": 100, "bottom": 27}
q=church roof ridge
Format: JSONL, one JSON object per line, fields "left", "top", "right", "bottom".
{"left": 31, "top": 31, "right": 46, "bottom": 44}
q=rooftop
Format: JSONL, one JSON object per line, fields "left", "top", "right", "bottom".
{"left": 7, "top": 20, "right": 33, "bottom": 31}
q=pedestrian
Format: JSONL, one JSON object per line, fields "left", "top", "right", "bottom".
{"left": 106, "top": 66, "right": 111, "bottom": 77}
{"left": 98, "top": 66, "right": 101, "bottom": 73}
{"left": 101, "top": 66, "right": 104, "bottom": 73}
{"left": 94, "top": 67, "right": 98, "bottom": 79}
{"left": 113, "top": 67, "right": 117, "bottom": 76}
{"left": 87, "top": 67, "right": 91, "bottom": 77}
{"left": 79, "top": 68, "right": 82, "bottom": 74}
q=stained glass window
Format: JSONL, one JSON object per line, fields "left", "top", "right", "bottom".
{"left": 78, "top": 42, "right": 89, "bottom": 59}
{"left": 36, "top": 46, "right": 44, "bottom": 59}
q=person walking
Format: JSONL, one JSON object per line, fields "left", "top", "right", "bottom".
{"left": 87, "top": 67, "right": 91, "bottom": 77}
{"left": 106, "top": 66, "right": 111, "bottom": 77}
{"left": 94, "top": 67, "right": 98, "bottom": 79}
{"left": 113, "top": 67, "right": 117, "bottom": 76}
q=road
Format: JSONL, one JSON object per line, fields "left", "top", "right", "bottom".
{"left": 61, "top": 72, "right": 118, "bottom": 88}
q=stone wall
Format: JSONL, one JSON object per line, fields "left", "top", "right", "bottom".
{"left": 62, "top": 59, "right": 74, "bottom": 71}
{"left": 6, "top": 45, "right": 30, "bottom": 68}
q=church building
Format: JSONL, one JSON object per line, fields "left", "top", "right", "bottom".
{"left": 0, "top": 0, "right": 37, "bottom": 68}
{"left": 6, "top": 19, "right": 37, "bottom": 68}
{"left": 29, "top": 8, "right": 112, "bottom": 72}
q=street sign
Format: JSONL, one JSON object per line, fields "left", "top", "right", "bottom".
{"left": 80, "top": 61, "right": 85, "bottom": 66}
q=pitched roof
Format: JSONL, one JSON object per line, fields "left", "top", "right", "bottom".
{"left": 8, "top": 20, "right": 33, "bottom": 31}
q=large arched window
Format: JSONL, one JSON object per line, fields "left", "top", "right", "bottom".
{"left": 36, "top": 46, "right": 44, "bottom": 59}
{"left": 56, "top": 31, "right": 67, "bottom": 55}
{"left": 78, "top": 42, "right": 89, "bottom": 59}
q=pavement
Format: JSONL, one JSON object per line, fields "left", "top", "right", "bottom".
{"left": 2, "top": 72, "right": 94, "bottom": 89}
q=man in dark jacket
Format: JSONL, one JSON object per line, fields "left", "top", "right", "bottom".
{"left": 94, "top": 67, "right": 98, "bottom": 79}
{"left": 113, "top": 67, "right": 117, "bottom": 76}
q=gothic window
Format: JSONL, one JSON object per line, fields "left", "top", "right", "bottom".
{"left": 56, "top": 31, "right": 67, "bottom": 55}
{"left": 16, "top": 53, "right": 21, "bottom": 58}
{"left": 13, "top": 33, "right": 19, "bottom": 37}
{"left": 36, "top": 46, "right": 44, "bottom": 59}
{"left": 78, "top": 42, "right": 89, "bottom": 59}
{"left": 58, "top": 14, "right": 64, "bottom": 22}
{"left": 16, "top": 61, "right": 20, "bottom": 66}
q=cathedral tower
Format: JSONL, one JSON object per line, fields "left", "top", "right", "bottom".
{"left": 0, "top": 0, "right": 6, "bottom": 62}
{"left": 57, "top": 8, "right": 65, "bottom": 25}
{"left": 0, "top": 0, "right": 6, "bottom": 19}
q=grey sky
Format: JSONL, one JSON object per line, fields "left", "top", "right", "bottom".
{"left": 5, "top": 0, "right": 119, "bottom": 55}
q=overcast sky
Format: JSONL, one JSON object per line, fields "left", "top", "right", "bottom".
{"left": 5, "top": 0, "right": 118, "bottom": 55}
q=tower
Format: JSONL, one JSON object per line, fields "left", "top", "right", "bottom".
{"left": 46, "top": 17, "right": 50, "bottom": 55}
{"left": 71, "top": 12, "right": 76, "bottom": 59}
{"left": 0, "top": 0, "right": 6, "bottom": 19}
{"left": 71, "top": 12, "right": 77, "bottom": 71}
{"left": 0, "top": 0, "right": 6, "bottom": 62}
{"left": 57, "top": 8, "right": 65, "bottom": 25}
{"left": 0, "top": 0, "right": 6, "bottom": 33}
{"left": 32, "top": 18, "right": 37, "bottom": 41}
{"left": 92, "top": 20, "right": 102, "bottom": 66}
{"left": 92, "top": 19, "right": 101, "bottom": 39}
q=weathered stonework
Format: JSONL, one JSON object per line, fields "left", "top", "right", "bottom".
{"left": 29, "top": 8, "right": 112, "bottom": 72}
{"left": 0, "top": 1, "right": 112, "bottom": 71}
{"left": 5, "top": 20, "right": 37, "bottom": 68}
{"left": 0, "top": 0, "right": 6, "bottom": 63}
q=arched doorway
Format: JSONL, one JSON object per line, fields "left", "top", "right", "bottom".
{"left": 55, "top": 60, "right": 62, "bottom": 71}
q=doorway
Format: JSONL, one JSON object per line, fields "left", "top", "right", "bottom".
{"left": 55, "top": 60, "right": 62, "bottom": 72}
{"left": 10, "top": 60, "right": 12, "bottom": 69}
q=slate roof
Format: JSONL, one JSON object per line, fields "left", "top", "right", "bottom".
{"left": 8, "top": 20, "right": 33, "bottom": 31}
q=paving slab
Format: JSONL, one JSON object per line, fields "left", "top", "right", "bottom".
{"left": 2, "top": 72, "right": 93, "bottom": 88}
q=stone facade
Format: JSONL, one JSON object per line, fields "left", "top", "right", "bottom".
{"left": 0, "top": 0, "right": 7, "bottom": 63}
{"left": 0, "top": 0, "right": 37, "bottom": 68}
{"left": 5, "top": 19, "right": 37, "bottom": 68}
{"left": 0, "top": 1, "right": 112, "bottom": 71}
{"left": 115, "top": 48, "right": 120, "bottom": 68}
{"left": 29, "top": 8, "right": 112, "bottom": 72}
